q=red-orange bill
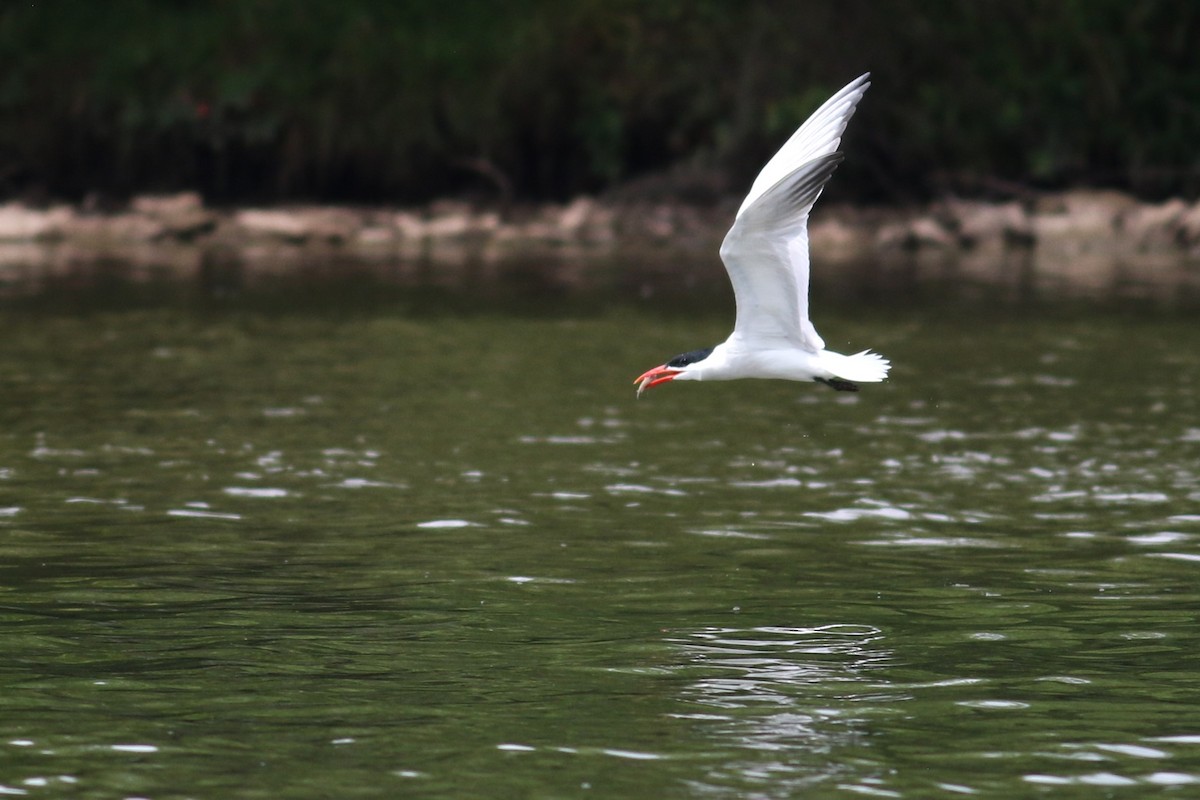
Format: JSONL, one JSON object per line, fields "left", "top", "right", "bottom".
{"left": 634, "top": 366, "right": 679, "bottom": 397}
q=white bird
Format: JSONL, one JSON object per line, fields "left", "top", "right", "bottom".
{"left": 635, "top": 73, "right": 890, "bottom": 397}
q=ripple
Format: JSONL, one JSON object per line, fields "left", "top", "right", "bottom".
{"left": 918, "top": 430, "right": 968, "bottom": 443}
{"left": 690, "top": 528, "right": 772, "bottom": 540}
{"left": 504, "top": 576, "right": 575, "bottom": 585}
{"left": 262, "top": 407, "right": 305, "bottom": 418}
{"left": 167, "top": 509, "right": 241, "bottom": 520}
{"left": 807, "top": 506, "right": 910, "bottom": 522}
{"left": 1147, "top": 773, "right": 1200, "bottom": 785}
{"left": 956, "top": 700, "right": 1030, "bottom": 710}
{"left": 1148, "top": 553, "right": 1200, "bottom": 563}
{"left": 518, "top": 435, "right": 618, "bottom": 445}
{"left": 731, "top": 477, "right": 806, "bottom": 488}
{"left": 1036, "top": 676, "right": 1092, "bottom": 685}
{"left": 601, "top": 748, "right": 664, "bottom": 761}
{"left": 605, "top": 483, "right": 686, "bottom": 497}
{"left": 329, "top": 478, "right": 404, "bottom": 489}
{"left": 1025, "top": 773, "right": 1137, "bottom": 786}
{"left": 1126, "top": 532, "right": 1190, "bottom": 545}
{"left": 1094, "top": 491, "right": 1170, "bottom": 503}
{"left": 416, "top": 519, "right": 475, "bottom": 529}
{"left": 1092, "top": 743, "right": 1169, "bottom": 759}
{"left": 859, "top": 536, "right": 1001, "bottom": 548}
{"left": 223, "top": 487, "right": 289, "bottom": 498}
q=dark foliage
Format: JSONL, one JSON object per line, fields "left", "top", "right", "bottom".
{"left": 1, "top": 0, "right": 1197, "bottom": 204}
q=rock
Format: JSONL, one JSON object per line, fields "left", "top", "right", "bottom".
{"left": 1034, "top": 188, "right": 1140, "bottom": 217}
{"left": 1175, "top": 201, "right": 1200, "bottom": 251}
{"left": 393, "top": 211, "right": 427, "bottom": 240}
{"left": 1029, "top": 190, "right": 1142, "bottom": 255}
{"left": 423, "top": 213, "right": 473, "bottom": 239}
{"left": 356, "top": 225, "right": 397, "bottom": 245}
{"left": 234, "top": 209, "right": 309, "bottom": 243}
{"left": 1032, "top": 189, "right": 1138, "bottom": 238}
{"left": 418, "top": 202, "right": 503, "bottom": 239}
{"left": 297, "top": 208, "right": 360, "bottom": 242}
{"left": 233, "top": 207, "right": 359, "bottom": 243}
{"left": 809, "top": 217, "right": 871, "bottom": 261}
{"left": 640, "top": 205, "right": 676, "bottom": 240}
{"left": 0, "top": 203, "right": 73, "bottom": 241}
{"left": 61, "top": 212, "right": 165, "bottom": 242}
{"left": 130, "top": 191, "right": 204, "bottom": 216}
{"left": 557, "top": 197, "right": 594, "bottom": 236}
{"left": 474, "top": 211, "right": 501, "bottom": 233}
{"left": 910, "top": 217, "right": 956, "bottom": 247}
{"left": 876, "top": 216, "right": 954, "bottom": 250}
{"left": 1118, "top": 199, "right": 1187, "bottom": 250}
{"left": 428, "top": 199, "right": 472, "bottom": 218}
{"left": 130, "top": 192, "right": 216, "bottom": 240}
{"left": 938, "top": 199, "right": 1032, "bottom": 247}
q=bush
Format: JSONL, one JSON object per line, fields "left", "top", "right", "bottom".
{"left": 0, "top": 0, "right": 1196, "bottom": 204}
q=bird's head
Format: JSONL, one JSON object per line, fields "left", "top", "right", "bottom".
{"left": 634, "top": 347, "right": 714, "bottom": 397}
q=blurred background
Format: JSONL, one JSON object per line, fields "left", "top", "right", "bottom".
{"left": 3, "top": 0, "right": 1198, "bottom": 207}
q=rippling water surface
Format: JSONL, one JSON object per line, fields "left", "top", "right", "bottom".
{"left": 2, "top": 267, "right": 1200, "bottom": 798}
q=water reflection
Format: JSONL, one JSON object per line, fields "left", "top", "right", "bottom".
{"left": 670, "top": 624, "right": 891, "bottom": 796}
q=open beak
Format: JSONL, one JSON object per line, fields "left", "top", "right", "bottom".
{"left": 634, "top": 365, "right": 681, "bottom": 397}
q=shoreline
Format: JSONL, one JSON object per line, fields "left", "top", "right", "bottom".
{"left": 1, "top": 191, "right": 1198, "bottom": 303}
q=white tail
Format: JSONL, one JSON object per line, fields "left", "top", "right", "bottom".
{"left": 820, "top": 349, "right": 891, "bottom": 383}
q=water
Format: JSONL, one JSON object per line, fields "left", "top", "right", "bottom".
{"left": 2, "top": 263, "right": 1200, "bottom": 798}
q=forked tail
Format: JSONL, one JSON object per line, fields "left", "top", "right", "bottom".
{"left": 819, "top": 349, "right": 891, "bottom": 383}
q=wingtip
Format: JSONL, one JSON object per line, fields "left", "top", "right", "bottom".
{"left": 847, "top": 72, "right": 872, "bottom": 96}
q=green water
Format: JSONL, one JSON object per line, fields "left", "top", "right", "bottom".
{"left": 2, "top": 269, "right": 1200, "bottom": 799}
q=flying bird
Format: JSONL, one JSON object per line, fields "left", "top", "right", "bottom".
{"left": 635, "top": 73, "right": 889, "bottom": 397}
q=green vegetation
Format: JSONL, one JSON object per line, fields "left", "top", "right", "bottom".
{"left": 1, "top": 0, "right": 1197, "bottom": 204}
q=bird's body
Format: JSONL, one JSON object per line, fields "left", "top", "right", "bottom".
{"left": 635, "top": 73, "right": 890, "bottom": 397}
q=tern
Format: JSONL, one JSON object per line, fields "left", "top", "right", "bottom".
{"left": 635, "top": 73, "right": 889, "bottom": 397}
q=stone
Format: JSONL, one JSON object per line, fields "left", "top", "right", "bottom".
{"left": 393, "top": 211, "right": 426, "bottom": 240}
{"left": 1029, "top": 190, "right": 1141, "bottom": 255}
{"left": 233, "top": 207, "right": 359, "bottom": 243}
{"left": 1032, "top": 189, "right": 1138, "bottom": 239}
{"left": 60, "top": 212, "right": 164, "bottom": 242}
{"left": 129, "top": 192, "right": 216, "bottom": 240}
{"left": 809, "top": 217, "right": 871, "bottom": 261}
{"left": 1175, "top": 201, "right": 1200, "bottom": 250}
{"left": 0, "top": 203, "right": 73, "bottom": 241}
{"left": 876, "top": 216, "right": 954, "bottom": 250}
{"left": 130, "top": 192, "right": 204, "bottom": 216}
{"left": 1118, "top": 199, "right": 1187, "bottom": 250}
{"left": 938, "top": 199, "right": 1032, "bottom": 247}
{"left": 557, "top": 197, "right": 594, "bottom": 236}
{"left": 423, "top": 213, "right": 473, "bottom": 239}
{"left": 234, "top": 209, "right": 309, "bottom": 243}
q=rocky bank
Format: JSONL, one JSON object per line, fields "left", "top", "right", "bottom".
{"left": 1, "top": 190, "right": 1198, "bottom": 300}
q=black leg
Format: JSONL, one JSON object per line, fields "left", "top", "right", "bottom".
{"left": 815, "top": 377, "right": 860, "bottom": 392}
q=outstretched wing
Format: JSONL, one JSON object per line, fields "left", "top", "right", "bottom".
{"left": 719, "top": 73, "right": 871, "bottom": 353}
